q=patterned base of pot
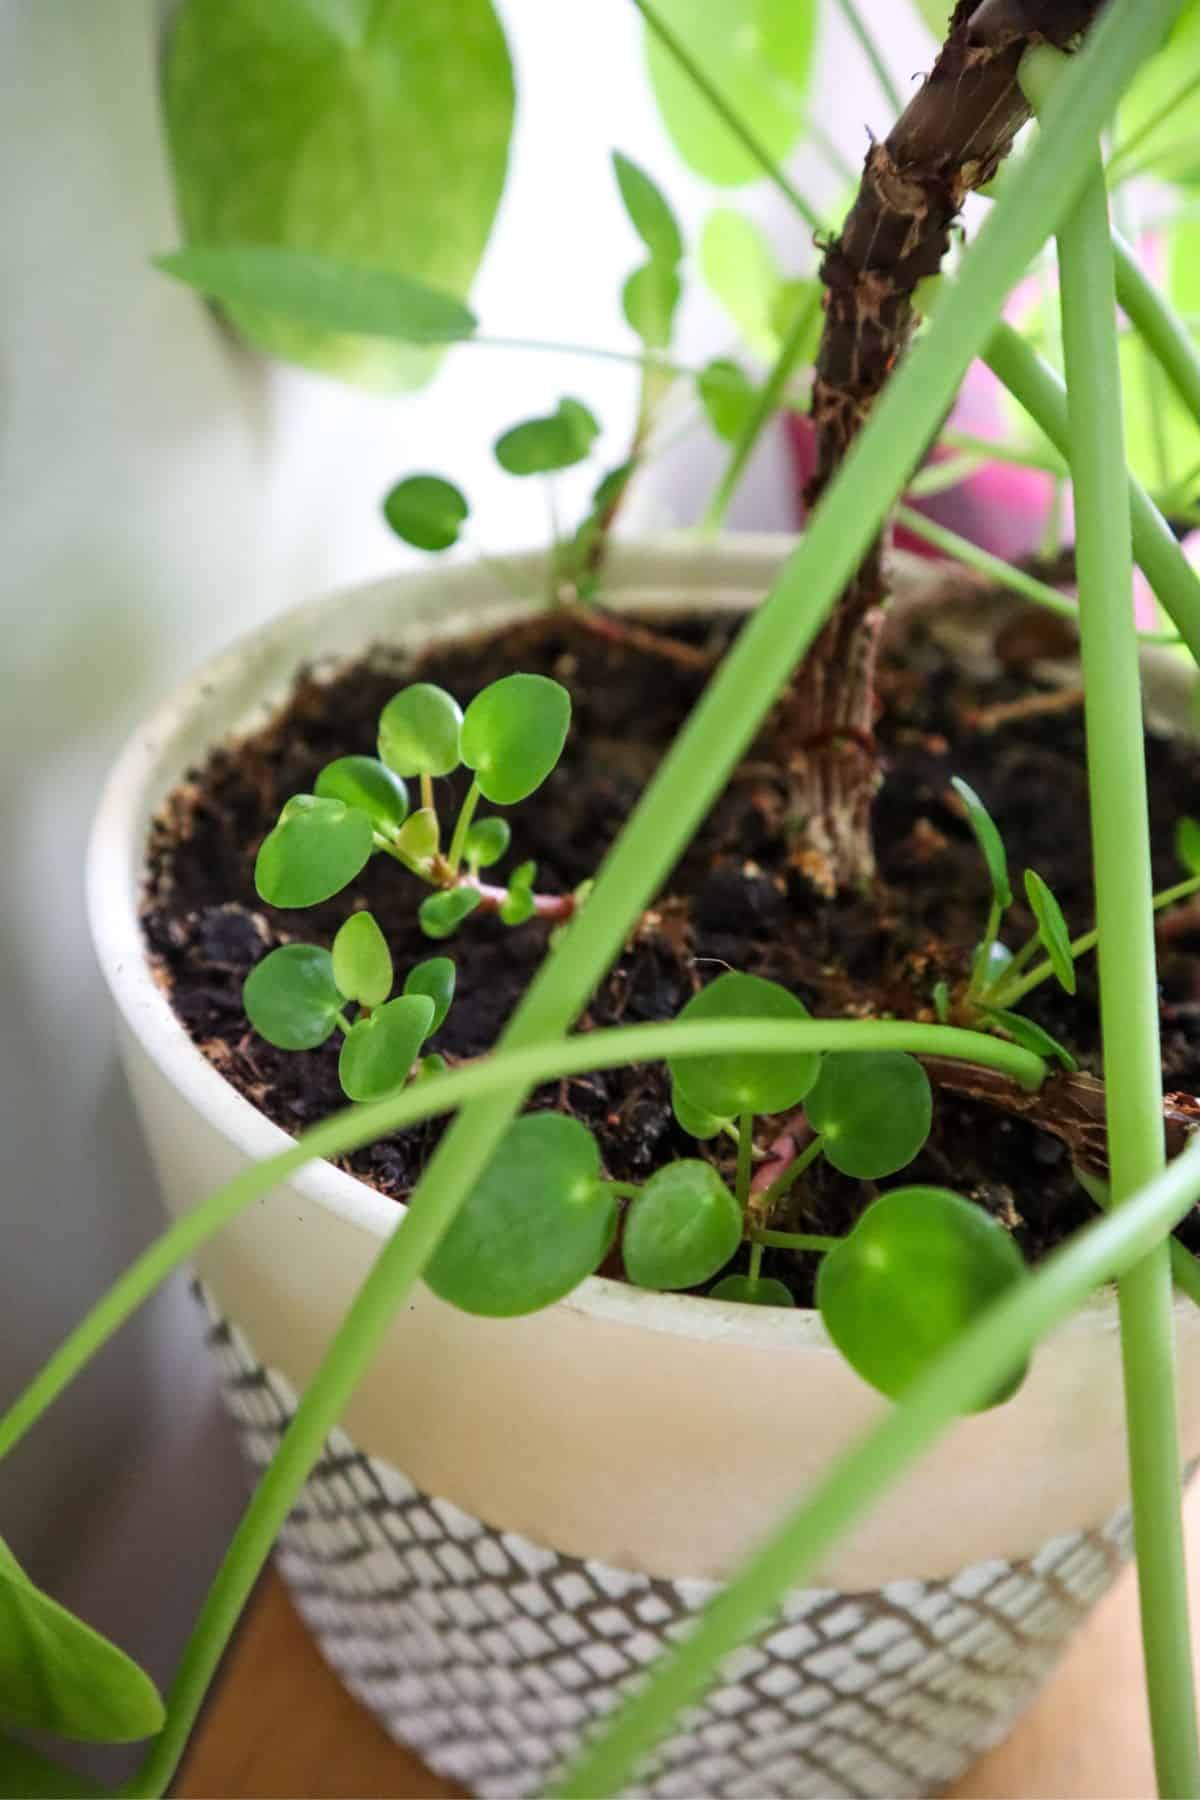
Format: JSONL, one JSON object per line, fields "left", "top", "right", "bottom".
{"left": 198, "top": 1287, "right": 1131, "bottom": 1800}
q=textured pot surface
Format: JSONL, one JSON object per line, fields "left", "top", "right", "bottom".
{"left": 89, "top": 537, "right": 1200, "bottom": 1796}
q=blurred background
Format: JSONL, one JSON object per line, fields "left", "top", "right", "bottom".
{"left": 5, "top": 0, "right": 1193, "bottom": 1774}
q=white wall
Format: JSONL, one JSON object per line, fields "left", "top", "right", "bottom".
{"left": 0, "top": 0, "right": 930, "bottom": 1766}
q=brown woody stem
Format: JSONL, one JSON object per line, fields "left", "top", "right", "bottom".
{"left": 792, "top": 0, "right": 1104, "bottom": 891}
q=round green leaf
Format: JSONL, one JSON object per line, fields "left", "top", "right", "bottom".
{"left": 644, "top": 0, "right": 817, "bottom": 187}
{"left": 164, "top": 0, "right": 513, "bottom": 386}
{"left": 461, "top": 673, "right": 571, "bottom": 804}
{"left": 671, "top": 1081, "right": 729, "bottom": 1141}
{"left": 805, "top": 1052, "right": 933, "bottom": 1180}
{"left": 332, "top": 911, "right": 393, "bottom": 1009}
{"left": 426, "top": 1114, "right": 615, "bottom": 1315}
{"left": 403, "top": 955, "right": 456, "bottom": 1033}
{"left": 420, "top": 887, "right": 482, "bottom": 939}
{"left": 315, "top": 756, "right": 409, "bottom": 835}
{"left": 464, "top": 815, "right": 511, "bottom": 868}
{"left": 1024, "top": 868, "right": 1076, "bottom": 996}
{"left": 709, "top": 1274, "right": 795, "bottom": 1308}
{"left": 494, "top": 398, "right": 599, "bottom": 476}
{"left": 0, "top": 1537, "right": 165, "bottom": 1742}
{"left": 338, "top": 994, "right": 435, "bottom": 1102}
{"left": 378, "top": 683, "right": 463, "bottom": 778}
{"left": 622, "top": 259, "right": 681, "bottom": 351}
{"left": 623, "top": 1161, "right": 742, "bottom": 1290}
{"left": 612, "top": 151, "right": 683, "bottom": 266}
{"left": 254, "top": 795, "right": 374, "bottom": 909}
{"left": 817, "top": 1187, "right": 1028, "bottom": 1410}
{"left": 243, "top": 944, "right": 343, "bottom": 1049}
{"left": 951, "top": 777, "right": 1012, "bottom": 912}
{"left": 697, "top": 359, "right": 757, "bottom": 442}
{"left": 669, "top": 973, "right": 819, "bottom": 1118}
{"left": 383, "top": 475, "right": 469, "bottom": 551}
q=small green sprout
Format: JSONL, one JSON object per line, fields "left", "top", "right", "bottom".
{"left": 1024, "top": 868, "right": 1076, "bottom": 995}
{"left": 816, "top": 1187, "right": 1028, "bottom": 1410}
{"left": 242, "top": 913, "right": 454, "bottom": 1104}
{"left": 253, "top": 672, "right": 575, "bottom": 942}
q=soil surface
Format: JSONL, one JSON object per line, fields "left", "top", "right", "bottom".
{"left": 143, "top": 601, "right": 1200, "bottom": 1302}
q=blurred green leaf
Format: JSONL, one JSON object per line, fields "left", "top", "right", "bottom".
{"left": 0, "top": 1734, "right": 108, "bottom": 1798}
{"left": 461, "top": 674, "right": 571, "bottom": 804}
{"left": 1117, "top": 6, "right": 1200, "bottom": 186}
{"left": 1024, "top": 869, "right": 1076, "bottom": 996}
{"left": 709, "top": 1274, "right": 796, "bottom": 1307}
{"left": 463, "top": 816, "right": 511, "bottom": 869}
{"left": 612, "top": 152, "right": 684, "bottom": 265}
{"left": 403, "top": 956, "right": 457, "bottom": 1034}
{"left": 1177, "top": 815, "right": 1200, "bottom": 875}
{"left": 644, "top": 0, "right": 817, "bottom": 186}
{"left": 983, "top": 1008, "right": 1077, "bottom": 1072}
{"left": 951, "top": 777, "right": 1012, "bottom": 912}
{"left": 622, "top": 260, "right": 682, "bottom": 351}
{"left": 383, "top": 475, "right": 470, "bottom": 552}
{"left": 315, "top": 756, "right": 409, "bottom": 836}
{"left": 338, "top": 994, "right": 434, "bottom": 1101}
{"left": 419, "top": 888, "right": 482, "bottom": 939}
{"left": 697, "top": 359, "right": 758, "bottom": 441}
{"left": 164, "top": 0, "right": 512, "bottom": 384}
{"left": 911, "top": 0, "right": 952, "bottom": 36}
{"left": 495, "top": 399, "right": 600, "bottom": 476}
{"left": 700, "top": 211, "right": 783, "bottom": 359}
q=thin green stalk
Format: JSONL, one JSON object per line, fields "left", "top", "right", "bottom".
{"left": 556, "top": 1134, "right": 1200, "bottom": 1798}
{"left": 1113, "top": 229, "right": 1200, "bottom": 435}
{"left": 445, "top": 778, "right": 481, "bottom": 876}
{"left": 831, "top": 0, "right": 903, "bottom": 115}
{"left": 1027, "top": 45, "right": 1199, "bottom": 1794}
{"left": 751, "top": 1227, "right": 840, "bottom": 1253}
{"left": 1077, "top": 1167, "right": 1200, "bottom": 1314}
{"left": 630, "top": 0, "right": 824, "bottom": 230}
{"left": 940, "top": 427, "right": 1068, "bottom": 476}
{"left": 0, "top": 1018, "right": 1042, "bottom": 1472}
{"left": 703, "top": 287, "right": 822, "bottom": 531}
{"left": 118, "top": 7, "right": 1181, "bottom": 1786}
{"left": 984, "top": 320, "right": 1200, "bottom": 667}
{"left": 735, "top": 1113, "right": 755, "bottom": 1212}
{"left": 760, "top": 1135, "right": 825, "bottom": 1211}
{"left": 1109, "top": 67, "right": 1200, "bottom": 179}
{"left": 904, "top": 455, "right": 985, "bottom": 499}
{"left": 992, "top": 873, "right": 1200, "bottom": 1009}
{"left": 895, "top": 503, "right": 1181, "bottom": 645}
{"left": 473, "top": 334, "right": 692, "bottom": 376}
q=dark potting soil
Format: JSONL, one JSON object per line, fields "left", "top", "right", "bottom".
{"left": 142, "top": 603, "right": 1200, "bottom": 1302}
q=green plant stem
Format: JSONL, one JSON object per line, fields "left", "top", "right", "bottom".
{"left": 751, "top": 1227, "right": 841, "bottom": 1253}
{"left": 940, "top": 428, "right": 1068, "bottom": 476}
{"left": 904, "top": 455, "right": 985, "bottom": 499}
{"left": 989, "top": 873, "right": 1200, "bottom": 1009}
{"left": 630, "top": 0, "right": 824, "bottom": 230}
{"left": 895, "top": 503, "right": 1182, "bottom": 644}
{"left": 445, "top": 778, "right": 481, "bottom": 876}
{"left": 1077, "top": 1166, "right": 1200, "bottom": 1313}
{"left": 747, "top": 1240, "right": 765, "bottom": 1283}
{"left": 1027, "top": 47, "right": 1200, "bottom": 1794}
{"left": 473, "top": 333, "right": 692, "bottom": 376}
{"left": 0, "top": 1018, "right": 1044, "bottom": 1473}
{"left": 556, "top": 1133, "right": 1200, "bottom": 1798}
{"left": 831, "top": 0, "right": 903, "bottom": 114}
{"left": 702, "top": 286, "right": 822, "bottom": 531}
{"left": 983, "top": 321, "right": 1200, "bottom": 667}
{"left": 419, "top": 772, "right": 434, "bottom": 814}
{"left": 1109, "top": 66, "right": 1200, "bottom": 179}
{"left": 735, "top": 1113, "right": 755, "bottom": 1211}
{"left": 101, "top": 9, "right": 1178, "bottom": 1784}
{"left": 760, "top": 1135, "right": 825, "bottom": 1211}
{"left": 1113, "top": 229, "right": 1200, "bottom": 435}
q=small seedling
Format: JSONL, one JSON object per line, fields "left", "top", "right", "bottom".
{"left": 253, "top": 671, "right": 575, "bottom": 942}
{"left": 243, "top": 913, "right": 454, "bottom": 1103}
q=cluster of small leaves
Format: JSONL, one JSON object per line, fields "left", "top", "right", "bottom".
{"left": 426, "top": 970, "right": 1029, "bottom": 1411}
{"left": 244, "top": 913, "right": 454, "bottom": 1103}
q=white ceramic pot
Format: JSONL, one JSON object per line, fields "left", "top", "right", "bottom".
{"left": 88, "top": 538, "right": 1200, "bottom": 1799}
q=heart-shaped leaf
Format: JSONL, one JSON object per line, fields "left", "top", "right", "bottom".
{"left": 243, "top": 944, "right": 343, "bottom": 1049}
{"left": 403, "top": 956, "right": 456, "bottom": 1034}
{"left": 623, "top": 1160, "right": 742, "bottom": 1290}
{"left": 338, "top": 994, "right": 435, "bottom": 1102}
{"left": 494, "top": 399, "right": 600, "bottom": 476}
{"left": 383, "top": 475, "right": 470, "bottom": 552}
{"left": 426, "top": 1114, "right": 615, "bottom": 1315}
{"left": 0, "top": 1537, "right": 165, "bottom": 1742}
{"left": 332, "top": 912, "right": 393, "bottom": 1009}
{"left": 817, "top": 1187, "right": 1028, "bottom": 1409}
{"left": 464, "top": 816, "right": 511, "bottom": 869}
{"left": 164, "top": 0, "right": 512, "bottom": 383}
{"left": 951, "top": 777, "right": 1012, "bottom": 911}
{"left": 1024, "top": 868, "right": 1076, "bottom": 996}
{"left": 709, "top": 1274, "right": 796, "bottom": 1308}
{"left": 419, "top": 888, "right": 482, "bottom": 939}
{"left": 378, "top": 684, "right": 463, "bottom": 779}
{"left": 669, "top": 972, "right": 820, "bottom": 1118}
{"left": 461, "top": 673, "right": 571, "bottom": 804}
{"left": 805, "top": 1051, "right": 933, "bottom": 1179}
{"left": 255, "top": 795, "right": 374, "bottom": 908}
{"left": 315, "top": 756, "right": 409, "bottom": 835}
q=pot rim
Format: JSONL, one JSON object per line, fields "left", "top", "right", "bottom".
{"left": 88, "top": 532, "right": 1140, "bottom": 1349}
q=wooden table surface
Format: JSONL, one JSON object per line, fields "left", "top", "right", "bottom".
{"left": 178, "top": 1486, "right": 1200, "bottom": 1800}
